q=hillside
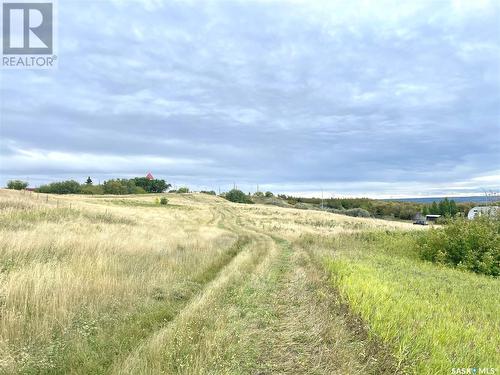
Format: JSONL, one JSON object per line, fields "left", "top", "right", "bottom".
{"left": 0, "top": 189, "right": 498, "bottom": 374}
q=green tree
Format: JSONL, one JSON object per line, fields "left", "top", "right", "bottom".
{"left": 439, "top": 198, "right": 451, "bottom": 216}
{"left": 225, "top": 189, "right": 253, "bottom": 204}
{"left": 132, "top": 178, "right": 171, "bottom": 193}
{"left": 102, "top": 179, "right": 129, "bottom": 195}
{"left": 37, "top": 180, "right": 81, "bottom": 194}
{"left": 265, "top": 191, "right": 274, "bottom": 197}
{"left": 7, "top": 180, "right": 28, "bottom": 190}
{"left": 85, "top": 176, "right": 93, "bottom": 185}
{"left": 449, "top": 200, "right": 458, "bottom": 216}
{"left": 177, "top": 187, "right": 189, "bottom": 194}
{"left": 430, "top": 201, "right": 439, "bottom": 214}
{"left": 80, "top": 184, "right": 104, "bottom": 195}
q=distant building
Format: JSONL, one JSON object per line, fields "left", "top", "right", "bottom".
{"left": 413, "top": 213, "right": 440, "bottom": 225}
{"left": 146, "top": 172, "right": 154, "bottom": 180}
{"left": 414, "top": 212, "right": 425, "bottom": 221}
{"left": 426, "top": 214, "right": 441, "bottom": 222}
{"left": 467, "top": 206, "right": 500, "bottom": 220}
{"left": 413, "top": 213, "right": 428, "bottom": 225}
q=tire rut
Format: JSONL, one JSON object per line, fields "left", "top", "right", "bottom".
{"left": 110, "top": 204, "right": 277, "bottom": 374}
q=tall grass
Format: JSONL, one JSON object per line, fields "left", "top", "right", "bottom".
{"left": 0, "top": 191, "right": 238, "bottom": 373}
{"left": 300, "top": 232, "right": 500, "bottom": 374}
{"left": 2, "top": 188, "right": 496, "bottom": 374}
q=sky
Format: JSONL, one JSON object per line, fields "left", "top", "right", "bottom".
{"left": 1, "top": 0, "right": 499, "bottom": 198}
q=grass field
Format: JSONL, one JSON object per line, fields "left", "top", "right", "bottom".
{"left": 0, "top": 189, "right": 498, "bottom": 374}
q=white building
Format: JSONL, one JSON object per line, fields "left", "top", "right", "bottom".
{"left": 467, "top": 206, "right": 500, "bottom": 220}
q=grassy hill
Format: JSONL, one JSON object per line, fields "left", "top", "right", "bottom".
{"left": 0, "top": 189, "right": 498, "bottom": 374}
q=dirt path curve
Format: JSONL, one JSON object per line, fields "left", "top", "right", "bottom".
{"left": 112, "top": 199, "right": 399, "bottom": 374}
{"left": 239, "top": 237, "right": 399, "bottom": 375}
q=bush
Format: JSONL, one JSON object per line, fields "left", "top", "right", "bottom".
{"left": 200, "top": 191, "right": 216, "bottom": 195}
{"left": 159, "top": 197, "right": 168, "bottom": 205}
{"left": 129, "top": 186, "right": 147, "bottom": 194}
{"left": 225, "top": 189, "right": 253, "bottom": 204}
{"left": 101, "top": 179, "right": 147, "bottom": 195}
{"left": 7, "top": 180, "right": 28, "bottom": 190}
{"left": 80, "top": 184, "right": 104, "bottom": 195}
{"left": 254, "top": 191, "right": 264, "bottom": 197}
{"left": 265, "top": 191, "right": 274, "bottom": 197}
{"left": 344, "top": 208, "right": 371, "bottom": 217}
{"left": 38, "top": 180, "right": 81, "bottom": 194}
{"left": 102, "top": 180, "right": 130, "bottom": 195}
{"left": 329, "top": 208, "right": 371, "bottom": 218}
{"left": 418, "top": 217, "right": 500, "bottom": 276}
{"left": 177, "top": 187, "right": 189, "bottom": 194}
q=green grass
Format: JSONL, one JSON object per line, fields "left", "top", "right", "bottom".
{"left": 305, "top": 232, "right": 500, "bottom": 374}
{"left": 2, "top": 190, "right": 497, "bottom": 374}
{"left": 114, "top": 235, "right": 398, "bottom": 375}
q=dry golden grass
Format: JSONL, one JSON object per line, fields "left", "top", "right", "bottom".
{"left": 0, "top": 189, "right": 426, "bottom": 374}
{"left": 0, "top": 190, "right": 239, "bottom": 373}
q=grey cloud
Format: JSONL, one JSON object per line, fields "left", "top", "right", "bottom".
{"left": 1, "top": 0, "right": 499, "bottom": 196}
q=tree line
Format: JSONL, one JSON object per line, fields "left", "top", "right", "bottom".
{"left": 276, "top": 195, "right": 476, "bottom": 220}
{"left": 8, "top": 177, "right": 172, "bottom": 195}
{"left": 4, "top": 179, "right": 488, "bottom": 220}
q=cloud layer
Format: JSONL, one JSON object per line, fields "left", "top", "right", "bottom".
{"left": 1, "top": 0, "right": 499, "bottom": 197}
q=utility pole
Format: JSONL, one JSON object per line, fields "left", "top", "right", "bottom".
{"left": 482, "top": 188, "right": 490, "bottom": 205}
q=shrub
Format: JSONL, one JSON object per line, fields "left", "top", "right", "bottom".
{"left": 225, "top": 189, "right": 253, "bottom": 204}
{"left": 254, "top": 191, "right": 264, "bottom": 197}
{"left": 418, "top": 217, "right": 500, "bottom": 276}
{"left": 329, "top": 208, "right": 371, "bottom": 218}
{"left": 129, "top": 186, "right": 147, "bottom": 194}
{"left": 80, "top": 184, "right": 104, "bottom": 195}
{"left": 200, "top": 191, "right": 216, "bottom": 195}
{"left": 265, "top": 191, "right": 274, "bottom": 197}
{"left": 102, "top": 180, "right": 130, "bottom": 195}
{"left": 101, "top": 179, "right": 146, "bottom": 195}
{"left": 38, "top": 180, "right": 81, "bottom": 194}
{"left": 160, "top": 197, "right": 168, "bottom": 205}
{"left": 7, "top": 180, "right": 28, "bottom": 190}
{"left": 344, "top": 208, "right": 371, "bottom": 217}
{"left": 177, "top": 187, "right": 189, "bottom": 194}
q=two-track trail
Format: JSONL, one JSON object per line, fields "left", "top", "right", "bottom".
{"left": 110, "top": 196, "right": 398, "bottom": 375}
{"left": 0, "top": 189, "right": 406, "bottom": 374}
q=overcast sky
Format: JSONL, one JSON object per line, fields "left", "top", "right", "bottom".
{"left": 1, "top": 0, "right": 499, "bottom": 197}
